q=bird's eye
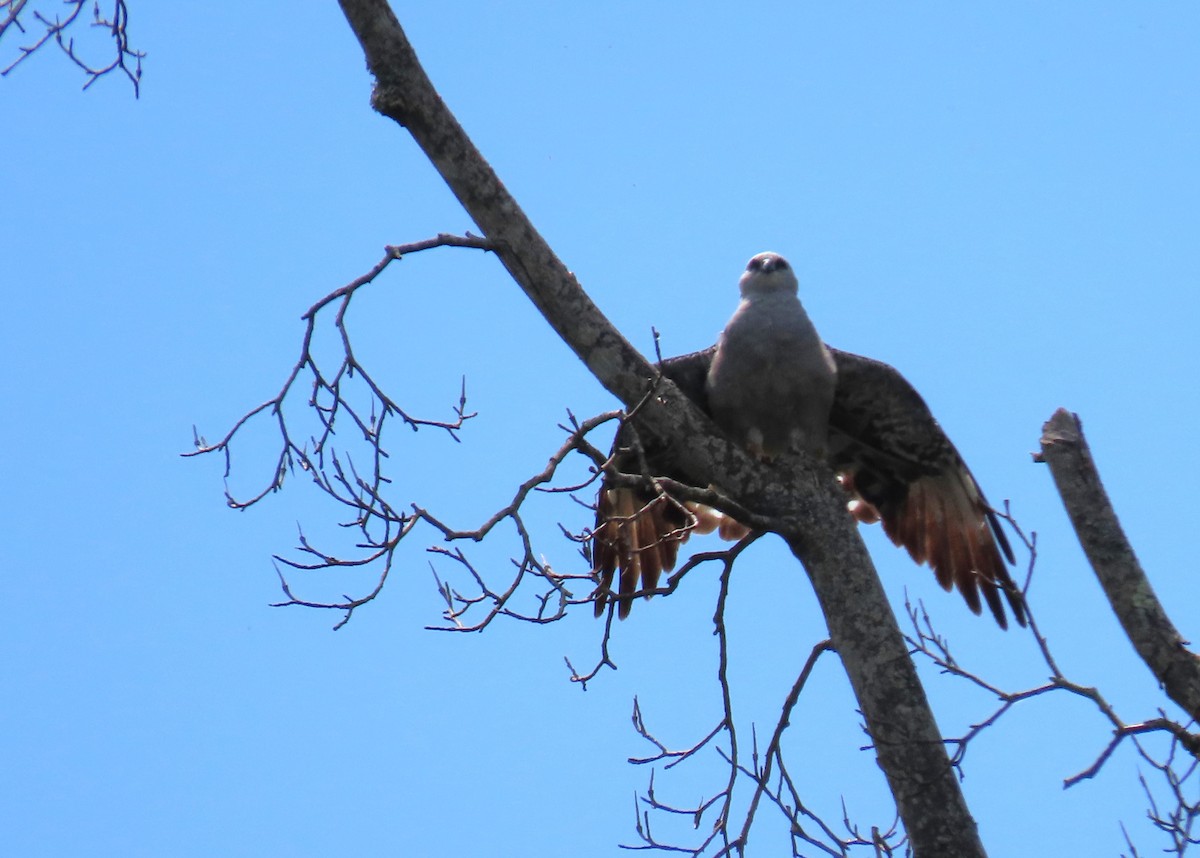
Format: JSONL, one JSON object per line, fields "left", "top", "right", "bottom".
{"left": 774, "top": 258, "right": 790, "bottom": 271}
{"left": 747, "top": 257, "right": 763, "bottom": 272}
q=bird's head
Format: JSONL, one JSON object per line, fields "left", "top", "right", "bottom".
{"left": 739, "top": 252, "right": 799, "bottom": 298}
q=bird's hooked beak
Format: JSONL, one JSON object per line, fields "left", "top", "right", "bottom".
{"left": 740, "top": 252, "right": 796, "bottom": 297}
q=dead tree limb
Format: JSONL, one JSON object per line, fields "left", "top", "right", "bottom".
{"left": 333, "top": 2, "right": 987, "bottom": 853}
{"left": 1039, "top": 408, "right": 1200, "bottom": 723}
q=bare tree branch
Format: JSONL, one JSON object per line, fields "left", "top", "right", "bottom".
{"left": 185, "top": 234, "right": 495, "bottom": 626}
{"left": 1133, "top": 730, "right": 1200, "bottom": 854}
{"left": 908, "top": 506, "right": 1200, "bottom": 856}
{"left": 1, "top": 0, "right": 144, "bottom": 93}
{"left": 169, "top": 6, "right": 1197, "bottom": 854}
{"left": 333, "top": 3, "right": 987, "bottom": 852}
{"left": 1039, "top": 408, "right": 1200, "bottom": 723}
{"left": 628, "top": 609, "right": 905, "bottom": 856}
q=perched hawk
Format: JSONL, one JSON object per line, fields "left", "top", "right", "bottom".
{"left": 591, "top": 253, "right": 1026, "bottom": 629}
{"left": 706, "top": 252, "right": 837, "bottom": 460}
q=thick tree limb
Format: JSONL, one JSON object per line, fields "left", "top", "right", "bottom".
{"left": 1039, "top": 408, "right": 1200, "bottom": 722}
{"left": 335, "top": 2, "right": 986, "bottom": 852}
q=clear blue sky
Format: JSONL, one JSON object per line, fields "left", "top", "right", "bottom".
{"left": 4, "top": 3, "right": 1198, "bottom": 855}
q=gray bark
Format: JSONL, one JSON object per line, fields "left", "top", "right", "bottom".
{"left": 1040, "top": 408, "right": 1200, "bottom": 722}
{"left": 335, "top": 1, "right": 988, "bottom": 853}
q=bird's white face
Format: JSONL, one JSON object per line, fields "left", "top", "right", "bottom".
{"left": 739, "top": 251, "right": 799, "bottom": 298}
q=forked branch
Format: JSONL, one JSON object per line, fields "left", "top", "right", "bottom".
{"left": 334, "top": 3, "right": 987, "bottom": 851}
{"left": 1, "top": 0, "right": 144, "bottom": 93}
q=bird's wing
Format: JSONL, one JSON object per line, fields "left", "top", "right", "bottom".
{"left": 590, "top": 347, "right": 1024, "bottom": 628}
{"left": 826, "top": 347, "right": 1025, "bottom": 628}
{"left": 591, "top": 349, "right": 747, "bottom": 618}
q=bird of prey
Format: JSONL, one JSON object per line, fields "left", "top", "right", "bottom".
{"left": 591, "top": 253, "right": 1025, "bottom": 628}
{"left": 706, "top": 252, "right": 837, "bottom": 460}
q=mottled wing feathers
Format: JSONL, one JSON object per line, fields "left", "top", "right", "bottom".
{"left": 591, "top": 486, "right": 684, "bottom": 618}
{"left": 590, "top": 347, "right": 1025, "bottom": 628}
{"left": 591, "top": 483, "right": 745, "bottom": 618}
{"left": 827, "top": 348, "right": 1025, "bottom": 628}
{"left": 590, "top": 350, "right": 730, "bottom": 617}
